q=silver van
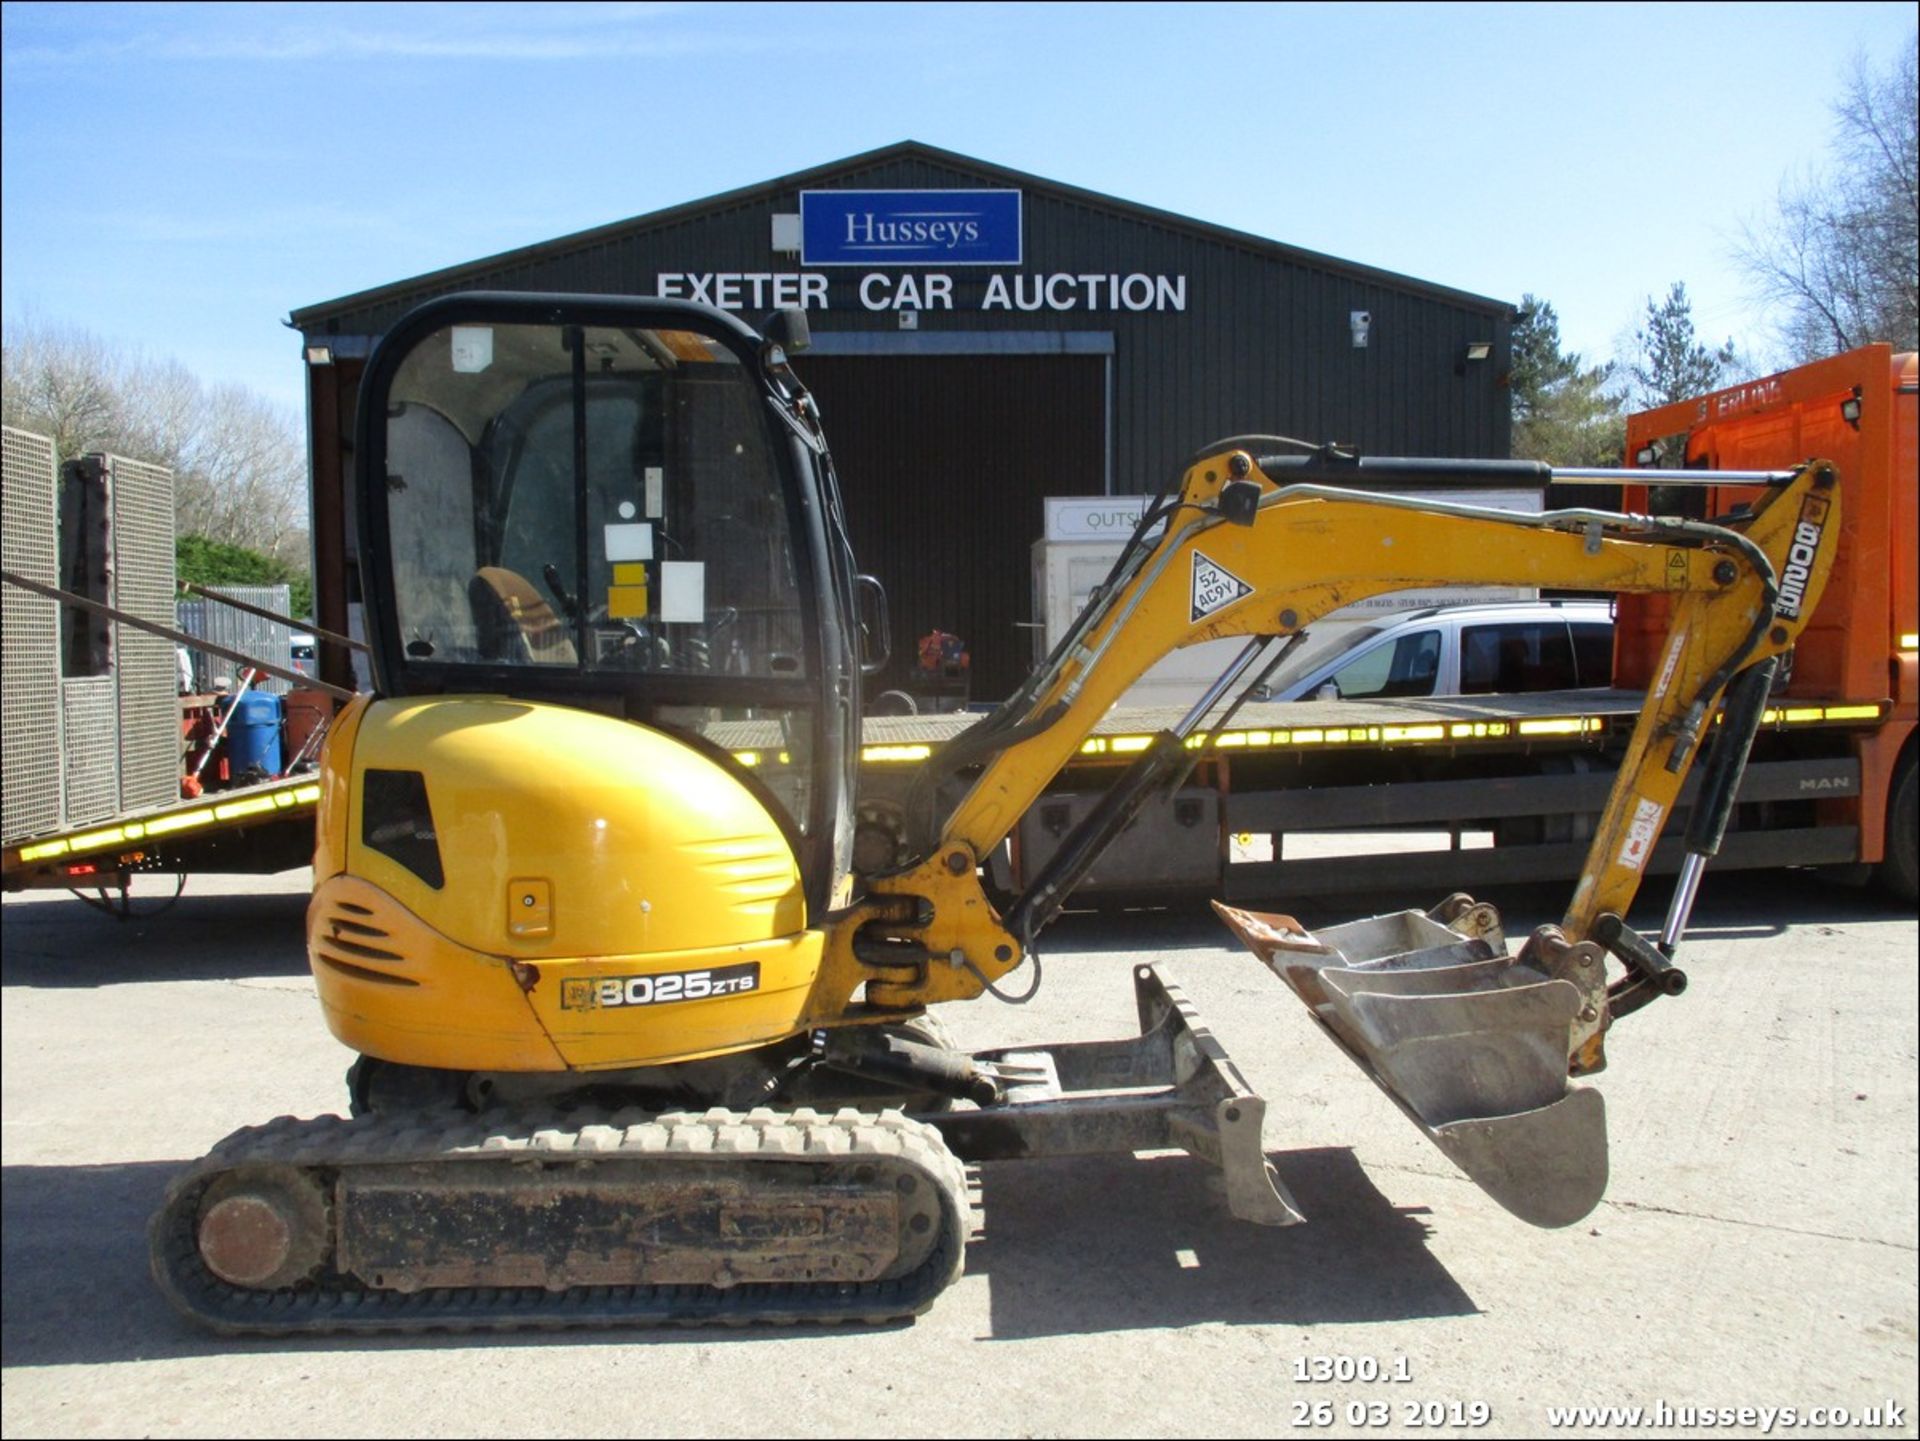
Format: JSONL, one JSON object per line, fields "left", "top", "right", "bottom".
{"left": 1265, "top": 600, "right": 1614, "bottom": 702}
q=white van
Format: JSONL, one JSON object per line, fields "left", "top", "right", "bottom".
{"left": 1264, "top": 600, "right": 1615, "bottom": 702}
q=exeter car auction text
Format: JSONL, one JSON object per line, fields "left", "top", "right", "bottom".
{"left": 655, "top": 272, "right": 1189, "bottom": 312}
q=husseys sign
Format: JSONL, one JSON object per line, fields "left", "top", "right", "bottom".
{"left": 803, "top": 189, "right": 1022, "bottom": 266}
{"left": 652, "top": 188, "right": 1189, "bottom": 314}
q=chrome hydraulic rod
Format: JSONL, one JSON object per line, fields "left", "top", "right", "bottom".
{"left": 1554, "top": 467, "right": 1796, "bottom": 486}
{"left": 1253, "top": 452, "right": 1797, "bottom": 490}
{"left": 1173, "top": 636, "right": 1274, "bottom": 734}
{"left": 1658, "top": 656, "right": 1782, "bottom": 956}
{"left": 1003, "top": 638, "right": 1273, "bottom": 943}
{"left": 1661, "top": 854, "right": 1710, "bottom": 955}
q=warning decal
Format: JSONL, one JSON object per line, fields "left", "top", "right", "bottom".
{"left": 1191, "top": 551, "right": 1254, "bottom": 622}
{"left": 1665, "top": 549, "right": 1688, "bottom": 590}
{"left": 1616, "top": 797, "right": 1665, "bottom": 872}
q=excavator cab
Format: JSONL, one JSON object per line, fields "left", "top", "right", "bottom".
{"left": 355, "top": 292, "right": 865, "bottom": 921}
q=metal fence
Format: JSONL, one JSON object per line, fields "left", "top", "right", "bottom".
{"left": 1, "top": 427, "right": 63, "bottom": 842}
{"left": 101, "top": 455, "right": 178, "bottom": 812}
{"left": 60, "top": 676, "right": 120, "bottom": 828}
{"left": 176, "top": 585, "right": 295, "bottom": 695}
{"left": 2, "top": 438, "right": 183, "bottom": 843}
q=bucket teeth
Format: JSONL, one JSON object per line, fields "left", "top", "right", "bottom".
{"left": 1214, "top": 902, "right": 1608, "bottom": 1228}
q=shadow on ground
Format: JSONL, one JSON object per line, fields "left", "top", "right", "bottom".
{"left": 969, "top": 1146, "right": 1473, "bottom": 1339}
{"left": 0, "top": 887, "right": 311, "bottom": 988}
{"left": 1, "top": 1139, "right": 1468, "bottom": 1364}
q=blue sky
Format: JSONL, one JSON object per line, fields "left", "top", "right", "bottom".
{"left": 3, "top": 2, "right": 1914, "bottom": 418}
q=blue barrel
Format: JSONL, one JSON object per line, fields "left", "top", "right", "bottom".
{"left": 224, "top": 691, "right": 284, "bottom": 778}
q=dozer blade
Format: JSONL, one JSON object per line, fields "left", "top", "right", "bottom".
{"left": 1213, "top": 902, "right": 1607, "bottom": 1229}
{"left": 932, "top": 965, "right": 1305, "bottom": 1228}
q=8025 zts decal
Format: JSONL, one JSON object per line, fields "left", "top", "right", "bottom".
{"left": 1776, "top": 492, "right": 1831, "bottom": 620}
{"left": 561, "top": 962, "right": 760, "bottom": 1011}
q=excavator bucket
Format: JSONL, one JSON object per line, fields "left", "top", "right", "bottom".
{"left": 1213, "top": 901, "right": 1606, "bottom": 1228}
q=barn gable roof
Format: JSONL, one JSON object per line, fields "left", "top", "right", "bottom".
{"left": 291, "top": 139, "right": 1509, "bottom": 331}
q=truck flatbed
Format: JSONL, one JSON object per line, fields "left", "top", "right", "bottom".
{"left": 2, "top": 687, "right": 1882, "bottom": 892}
{"left": 2, "top": 772, "right": 322, "bottom": 884}
{"left": 840, "top": 685, "right": 1887, "bottom": 902}
{"left": 740, "top": 686, "right": 1874, "bottom": 766}
{"left": 856, "top": 686, "right": 1641, "bottom": 755}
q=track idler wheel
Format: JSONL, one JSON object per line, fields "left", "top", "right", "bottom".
{"left": 194, "top": 1165, "right": 330, "bottom": 1291}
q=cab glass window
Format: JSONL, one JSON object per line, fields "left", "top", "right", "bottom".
{"left": 382, "top": 323, "right": 806, "bottom": 680}
{"left": 1327, "top": 628, "right": 1440, "bottom": 699}
{"left": 1571, "top": 622, "right": 1614, "bottom": 687}
{"left": 1461, "top": 620, "right": 1577, "bottom": 694}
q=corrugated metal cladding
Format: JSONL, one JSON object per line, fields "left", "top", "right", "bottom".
{"left": 176, "top": 585, "right": 295, "bottom": 696}
{"left": 800, "top": 354, "right": 1105, "bottom": 698}
{"left": 295, "top": 141, "right": 1513, "bottom": 695}
{"left": 2, "top": 427, "right": 63, "bottom": 842}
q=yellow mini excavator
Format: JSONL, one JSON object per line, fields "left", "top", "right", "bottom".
{"left": 152, "top": 293, "right": 1841, "bottom": 1333}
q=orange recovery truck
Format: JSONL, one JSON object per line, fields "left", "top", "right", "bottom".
{"left": 1621, "top": 344, "right": 1917, "bottom": 901}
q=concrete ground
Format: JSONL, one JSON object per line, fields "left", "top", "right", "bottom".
{"left": 2, "top": 865, "right": 1914, "bottom": 1439}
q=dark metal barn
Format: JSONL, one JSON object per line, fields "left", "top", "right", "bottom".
{"left": 292, "top": 141, "right": 1514, "bottom": 699}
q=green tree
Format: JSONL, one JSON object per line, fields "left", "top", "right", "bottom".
{"left": 1629, "top": 282, "right": 1739, "bottom": 412}
{"left": 177, "top": 535, "right": 313, "bottom": 622}
{"left": 1508, "top": 294, "right": 1623, "bottom": 466}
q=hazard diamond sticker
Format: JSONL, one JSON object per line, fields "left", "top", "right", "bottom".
{"left": 1191, "top": 551, "right": 1254, "bottom": 622}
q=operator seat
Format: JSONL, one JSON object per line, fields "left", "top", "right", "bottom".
{"left": 469, "top": 566, "right": 577, "bottom": 665}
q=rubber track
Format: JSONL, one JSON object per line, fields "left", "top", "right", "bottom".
{"left": 150, "top": 1105, "right": 971, "bottom": 1336}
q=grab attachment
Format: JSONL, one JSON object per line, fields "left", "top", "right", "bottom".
{"left": 1214, "top": 900, "right": 1607, "bottom": 1228}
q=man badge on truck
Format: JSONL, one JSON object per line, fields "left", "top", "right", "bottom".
{"left": 1191, "top": 551, "right": 1253, "bottom": 622}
